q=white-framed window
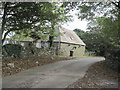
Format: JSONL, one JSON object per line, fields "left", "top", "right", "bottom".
{"left": 70, "top": 37, "right": 73, "bottom": 40}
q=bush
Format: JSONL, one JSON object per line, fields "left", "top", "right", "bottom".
{"left": 21, "top": 46, "right": 39, "bottom": 57}
{"left": 2, "top": 44, "right": 23, "bottom": 59}
{"left": 2, "top": 44, "right": 54, "bottom": 60}
{"left": 104, "top": 47, "right": 120, "bottom": 72}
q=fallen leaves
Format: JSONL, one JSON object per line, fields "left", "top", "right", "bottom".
{"left": 2, "top": 56, "right": 75, "bottom": 77}
{"left": 68, "top": 61, "right": 119, "bottom": 88}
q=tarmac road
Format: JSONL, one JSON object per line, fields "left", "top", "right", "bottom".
{"left": 0, "top": 53, "right": 2, "bottom": 90}
{"left": 2, "top": 57, "right": 105, "bottom": 88}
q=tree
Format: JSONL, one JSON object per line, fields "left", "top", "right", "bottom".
{"left": 74, "top": 29, "right": 109, "bottom": 56}
{"left": 88, "top": 17, "right": 120, "bottom": 46}
{"left": 73, "top": 29, "right": 85, "bottom": 39}
{"left": 76, "top": 1, "right": 120, "bottom": 71}
{"left": 0, "top": 3, "right": 46, "bottom": 43}
{"left": 1, "top": 2, "right": 48, "bottom": 43}
{"left": 76, "top": 1, "right": 120, "bottom": 49}
{"left": 0, "top": 2, "right": 76, "bottom": 47}
{"left": 77, "top": 1, "right": 120, "bottom": 42}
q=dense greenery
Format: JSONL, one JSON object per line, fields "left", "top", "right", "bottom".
{"left": 76, "top": 2, "right": 120, "bottom": 71}
{"left": 73, "top": 29, "right": 85, "bottom": 40}
{"left": 74, "top": 29, "right": 109, "bottom": 56}
{"left": 2, "top": 44, "right": 23, "bottom": 58}
{"left": 77, "top": 2, "right": 120, "bottom": 46}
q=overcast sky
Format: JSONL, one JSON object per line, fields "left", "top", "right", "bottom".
{"left": 62, "top": 19, "right": 88, "bottom": 31}
{"left": 62, "top": 10, "right": 88, "bottom": 31}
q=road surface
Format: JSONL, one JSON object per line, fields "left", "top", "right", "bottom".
{"left": 0, "top": 52, "right": 2, "bottom": 90}
{"left": 2, "top": 57, "right": 105, "bottom": 88}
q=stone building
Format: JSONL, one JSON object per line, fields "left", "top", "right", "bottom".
{"left": 53, "top": 27, "right": 86, "bottom": 56}
{"left": 15, "top": 27, "right": 86, "bottom": 57}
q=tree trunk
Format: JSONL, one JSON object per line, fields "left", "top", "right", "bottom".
{"left": 0, "top": 24, "right": 2, "bottom": 55}
{"left": 112, "top": 1, "right": 120, "bottom": 44}
{"left": 49, "top": 36, "right": 54, "bottom": 48}
{"left": 2, "top": 30, "right": 11, "bottom": 44}
{"left": 118, "top": 1, "right": 120, "bottom": 44}
{"left": 1, "top": 2, "right": 8, "bottom": 44}
{"left": 49, "top": 24, "right": 54, "bottom": 48}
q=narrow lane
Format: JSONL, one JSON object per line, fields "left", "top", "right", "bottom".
{"left": 3, "top": 57, "right": 105, "bottom": 88}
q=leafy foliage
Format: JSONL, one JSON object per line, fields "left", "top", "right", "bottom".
{"left": 76, "top": 1, "right": 120, "bottom": 71}
{"left": 2, "top": 44, "right": 23, "bottom": 58}
{"left": 73, "top": 29, "right": 85, "bottom": 39}
{"left": 74, "top": 29, "right": 109, "bottom": 56}
{"left": 1, "top": 2, "right": 76, "bottom": 44}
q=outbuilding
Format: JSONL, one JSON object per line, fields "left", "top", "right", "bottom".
{"left": 53, "top": 27, "right": 86, "bottom": 56}
{"left": 14, "top": 27, "right": 86, "bottom": 57}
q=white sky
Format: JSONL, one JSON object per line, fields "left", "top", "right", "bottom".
{"left": 62, "top": 19, "right": 88, "bottom": 31}
{"left": 62, "top": 10, "right": 88, "bottom": 31}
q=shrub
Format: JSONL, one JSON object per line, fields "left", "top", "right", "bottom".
{"left": 104, "top": 47, "right": 120, "bottom": 72}
{"left": 2, "top": 44, "right": 54, "bottom": 60}
{"left": 2, "top": 44, "right": 23, "bottom": 59}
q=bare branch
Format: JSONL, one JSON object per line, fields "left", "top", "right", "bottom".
{"left": 2, "top": 27, "right": 25, "bottom": 43}
{"left": 112, "top": 2, "right": 119, "bottom": 8}
{"left": 2, "top": 2, "right": 8, "bottom": 35}
{"left": 2, "top": 30, "right": 10, "bottom": 44}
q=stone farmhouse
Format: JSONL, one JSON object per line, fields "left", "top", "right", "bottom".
{"left": 18, "top": 27, "right": 86, "bottom": 56}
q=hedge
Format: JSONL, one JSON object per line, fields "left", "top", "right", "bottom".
{"left": 104, "top": 47, "right": 120, "bottom": 72}
{"left": 2, "top": 44, "right": 53, "bottom": 60}
{"left": 2, "top": 44, "right": 23, "bottom": 59}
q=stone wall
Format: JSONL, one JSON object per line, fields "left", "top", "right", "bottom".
{"left": 59, "top": 43, "right": 85, "bottom": 57}
{"left": 2, "top": 44, "right": 53, "bottom": 61}
{"left": 2, "top": 43, "right": 85, "bottom": 61}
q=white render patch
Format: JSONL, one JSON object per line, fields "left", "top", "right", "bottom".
{"left": 7, "top": 63, "right": 14, "bottom": 68}
{"left": 36, "top": 43, "right": 41, "bottom": 48}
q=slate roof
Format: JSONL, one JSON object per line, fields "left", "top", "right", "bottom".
{"left": 59, "top": 27, "right": 86, "bottom": 46}
{"left": 17, "top": 27, "right": 86, "bottom": 46}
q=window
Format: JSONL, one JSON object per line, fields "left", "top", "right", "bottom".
{"left": 70, "top": 37, "right": 73, "bottom": 40}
